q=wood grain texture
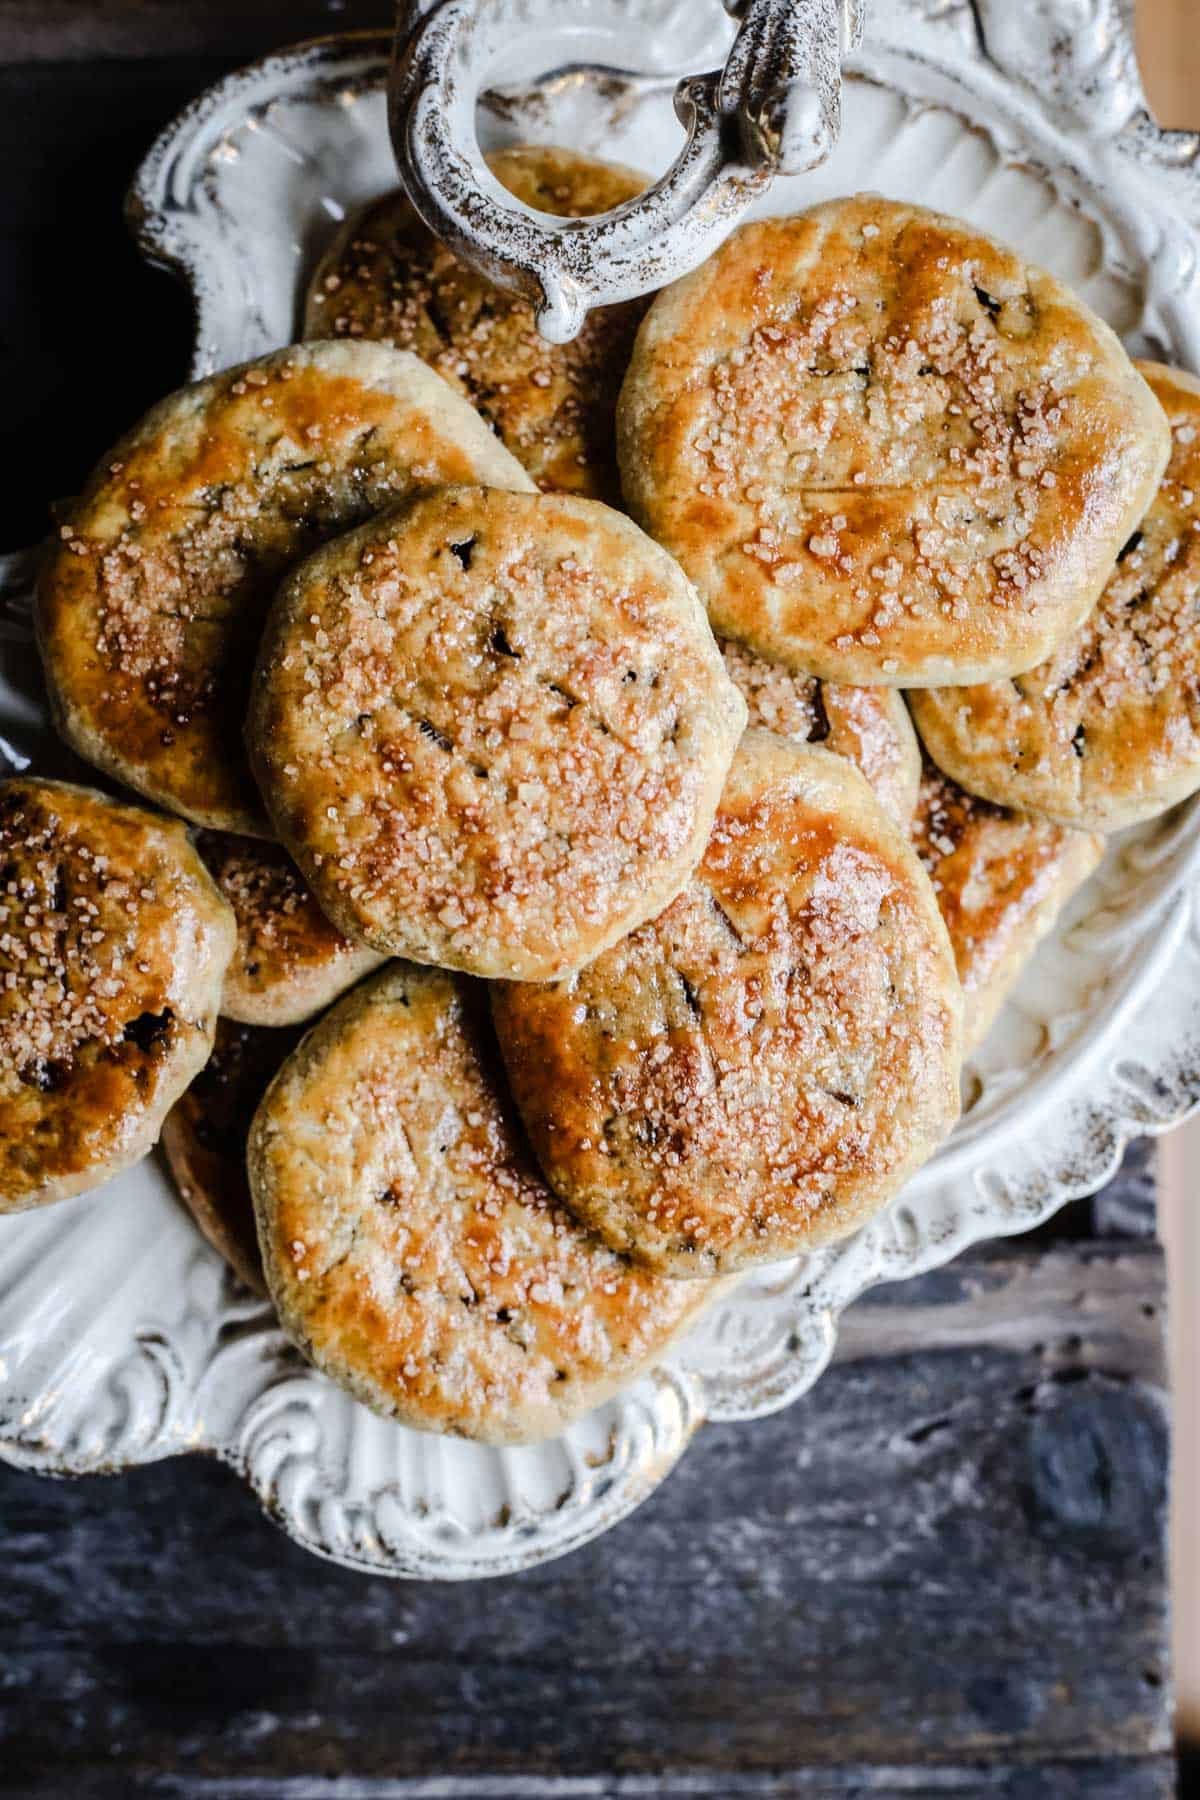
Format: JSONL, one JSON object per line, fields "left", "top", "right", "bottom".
{"left": 1091, "top": 1138, "right": 1158, "bottom": 1238}
{"left": 0, "top": 1240, "right": 1170, "bottom": 1797}
{"left": 4, "top": 1766, "right": 1179, "bottom": 1799}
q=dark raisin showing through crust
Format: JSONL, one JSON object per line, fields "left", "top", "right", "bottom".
{"left": 807, "top": 684, "right": 831, "bottom": 744}
{"left": 123, "top": 1009, "right": 175, "bottom": 1056}
{"left": 490, "top": 623, "right": 520, "bottom": 659}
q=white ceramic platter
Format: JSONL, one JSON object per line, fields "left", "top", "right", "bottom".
{"left": 2, "top": 0, "right": 1199, "bottom": 1579}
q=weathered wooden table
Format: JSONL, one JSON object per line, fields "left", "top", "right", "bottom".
{"left": 0, "top": 9, "right": 1177, "bottom": 1795}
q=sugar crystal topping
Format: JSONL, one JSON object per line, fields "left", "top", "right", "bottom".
{"left": 719, "top": 635, "right": 912, "bottom": 821}
{"left": 493, "top": 737, "right": 960, "bottom": 1271}
{"left": 305, "top": 151, "right": 649, "bottom": 502}
{"left": 256, "top": 493, "right": 740, "bottom": 974}
{"left": 0, "top": 783, "right": 227, "bottom": 1204}
{"left": 42, "top": 344, "right": 506, "bottom": 826}
{"left": 630, "top": 202, "right": 1162, "bottom": 679}
{"left": 256, "top": 969, "right": 704, "bottom": 1437}
{"left": 0, "top": 789, "right": 172, "bottom": 1082}
{"left": 910, "top": 366, "right": 1200, "bottom": 818}
{"left": 199, "top": 831, "right": 355, "bottom": 975}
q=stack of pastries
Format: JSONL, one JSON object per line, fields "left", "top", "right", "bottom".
{"left": 2, "top": 149, "right": 1191, "bottom": 1444}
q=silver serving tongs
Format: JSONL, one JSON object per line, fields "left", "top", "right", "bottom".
{"left": 389, "top": 0, "right": 865, "bottom": 343}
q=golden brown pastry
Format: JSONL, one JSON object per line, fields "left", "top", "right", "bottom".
{"left": 161, "top": 1017, "right": 300, "bottom": 1294}
{"left": 491, "top": 730, "right": 963, "bottom": 1279}
{"left": 304, "top": 145, "right": 649, "bottom": 502}
{"left": 618, "top": 196, "right": 1169, "bottom": 686}
{"left": 248, "top": 486, "right": 746, "bottom": 980}
{"left": 910, "top": 760, "right": 1103, "bottom": 1050}
{"left": 0, "top": 778, "right": 234, "bottom": 1214}
{"left": 910, "top": 363, "right": 1200, "bottom": 830}
{"left": 196, "top": 831, "right": 384, "bottom": 1026}
{"left": 247, "top": 964, "right": 711, "bottom": 1443}
{"left": 719, "top": 635, "right": 920, "bottom": 826}
{"left": 37, "top": 341, "right": 533, "bottom": 836}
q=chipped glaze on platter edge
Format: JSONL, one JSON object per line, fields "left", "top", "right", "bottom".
{"left": 1, "top": 0, "right": 1199, "bottom": 1578}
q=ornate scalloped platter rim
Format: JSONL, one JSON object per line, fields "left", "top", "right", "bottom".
{"left": 126, "top": 32, "right": 399, "bottom": 383}
{"left": 229, "top": 1368, "right": 710, "bottom": 1583}
{"left": 3, "top": 0, "right": 1200, "bottom": 1579}
{"left": 122, "top": 11, "right": 1200, "bottom": 373}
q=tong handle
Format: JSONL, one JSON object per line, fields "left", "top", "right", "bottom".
{"left": 389, "top": 1, "right": 864, "bottom": 341}
{"left": 722, "top": 0, "right": 864, "bottom": 174}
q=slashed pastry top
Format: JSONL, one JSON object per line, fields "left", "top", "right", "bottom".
{"left": 197, "top": 831, "right": 384, "bottom": 1026}
{"left": 247, "top": 486, "right": 746, "bottom": 981}
{"left": 910, "top": 760, "right": 1103, "bottom": 1052}
{"left": 909, "top": 362, "right": 1200, "bottom": 830}
{"left": 304, "top": 144, "right": 649, "bottom": 503}
{"left": 161, "top": 1017, "right": 299, "bottom": 1294}
{"left": 490, "top": 730, "right": 963, "bottom": 1278}
{"left": 36, "top": 341, "right": 533, "bottom": 836}
{"left": 618, "top": 196, "right": 1170, "bottom": 686}
{"left": 719, "top": 635, "right": 920, "bottom": 826}
{"left": 247, "top": 963, "right": 711, "bottom": 1444}
{"left": 0, "top": 778, "right": 235, "bottom": 1214}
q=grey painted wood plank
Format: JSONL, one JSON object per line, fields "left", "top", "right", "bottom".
{"left": 0, "top": 1241, "right": 1169, "bottom": 1791}
{"left": 1090, "top": 1138, "right": 1160, "bottom": 1239}
{"left": 7, "top": 1758, "right": 1180, "bottom": 1798}
{"left": 838, "top": 1239, "right": 1167, "bottom": 1384}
